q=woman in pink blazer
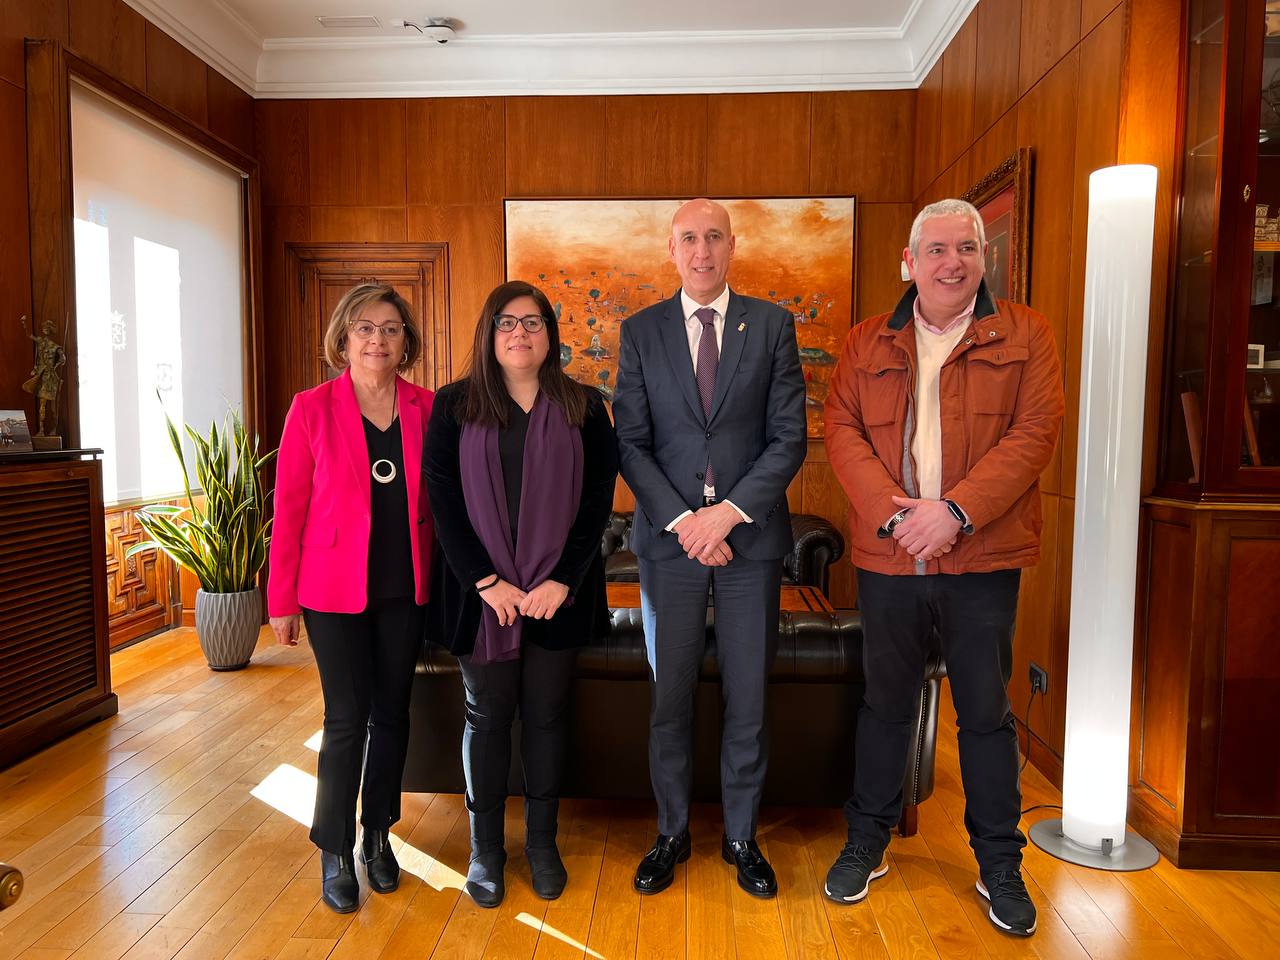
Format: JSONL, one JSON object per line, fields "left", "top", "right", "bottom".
{"left": 268, "top": 283, "right": 434, "bottom": 914}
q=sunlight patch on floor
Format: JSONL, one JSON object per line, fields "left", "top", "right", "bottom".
{"left": 516, "top": 912, "right": 606, "bottom": 958}
{"left": 250, "top": 763, "right": 466, "bottom": 891}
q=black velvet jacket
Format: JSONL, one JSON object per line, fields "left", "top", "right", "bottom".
{"left": 423, "top": 379, "right": 619, "bottom": 655}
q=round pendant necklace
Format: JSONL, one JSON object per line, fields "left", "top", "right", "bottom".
{"left": 371, "top": 459, "right": 397, "bottom": 484}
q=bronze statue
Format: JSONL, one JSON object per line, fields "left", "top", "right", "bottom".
{"left": 20, "top": 315, "right": 67, "bottom": 444}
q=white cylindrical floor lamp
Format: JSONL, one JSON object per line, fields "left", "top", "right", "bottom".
{"left": 1029, "top": 164, "right": 1160, "bottom": 870}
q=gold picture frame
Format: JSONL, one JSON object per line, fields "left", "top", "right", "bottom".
{"left": 962, "top": 147, "right": 1033, "bottom": 304}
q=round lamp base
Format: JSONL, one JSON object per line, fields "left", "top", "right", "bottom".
{"left": 1029, "top": 819, "right": 1159, "bottom": 871}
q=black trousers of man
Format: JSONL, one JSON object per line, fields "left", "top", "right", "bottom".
{"left": 457, "top": 643, "right": 579, "bottom": 849}
{"left": 303, "top": 597, "right": 425, "bottom": 855}
{"left": 846, "top": 568, "right": 1025, "bottom": 872}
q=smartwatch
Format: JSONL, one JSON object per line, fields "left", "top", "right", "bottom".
{"left": 943, "top": 499, "right": 974, "bottom": 535}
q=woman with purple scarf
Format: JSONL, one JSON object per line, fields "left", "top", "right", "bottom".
{"left": 424, "top": 280, "right": 618, "bottom": 908}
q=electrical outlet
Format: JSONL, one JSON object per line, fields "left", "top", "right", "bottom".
{"left": 1029, "top": 662, "right": 1048, "bottom": 695}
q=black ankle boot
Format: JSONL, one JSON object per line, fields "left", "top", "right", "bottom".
{"left": 466, "top": 845, "right": 507, "bottom": 908}
{"left": 320, "top": 850, "right": 359, "bottom": 913}
{"left": 360, "top": 828, "right": 400, "bottom": 894}
{"left": 525, "top": 836, "right": 567, "bottom": 900}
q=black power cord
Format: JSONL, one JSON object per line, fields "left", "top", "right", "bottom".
{"left": 1018, "top": 682, "right": 1062, "bottom": 816}
{"left": 1018, "top": 687, "right": 1036, "bottom": 774}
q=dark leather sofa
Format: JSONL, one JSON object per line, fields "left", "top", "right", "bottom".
{"left": 404, "top": 512, "right": 945, "bottom": 836}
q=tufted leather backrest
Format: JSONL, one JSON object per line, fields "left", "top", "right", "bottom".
{"left": 598, "top": 511, "right": 844, "bottom": 594}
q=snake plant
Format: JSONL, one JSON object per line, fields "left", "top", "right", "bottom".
{"left": 125, "top": 406, "right": 277, "bottom": 593}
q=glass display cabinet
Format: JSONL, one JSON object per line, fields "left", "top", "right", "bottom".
{"left": 1132, "top": 0, "right": 1280, "bottom": 870}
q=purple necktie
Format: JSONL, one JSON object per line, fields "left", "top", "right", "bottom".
{"left": 694, "top": 307, "right": 718, "bottom": 487}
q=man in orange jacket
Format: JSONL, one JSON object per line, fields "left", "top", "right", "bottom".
{"left": 823, "top": 199, "right": 1064, "bottom": 937}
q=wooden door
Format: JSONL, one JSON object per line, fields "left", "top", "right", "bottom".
{"left": 277, "top": 244, "right": 451, "bottom": 436}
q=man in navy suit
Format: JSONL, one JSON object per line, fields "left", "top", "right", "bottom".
{"left": 613, "top": 198, "right": 806, "bottom": 898}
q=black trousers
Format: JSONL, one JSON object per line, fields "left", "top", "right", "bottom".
{"left": 639, "top": 554, "right": 782, "bottom": 840}
{"left": 847, "top": 568, "right": 1025, "bottom": 873}
{"left": 458, "top": 642, "right": 578, "bottom": 848}
{"left": 303, "top": 597, "right": 425, "bottom": 855}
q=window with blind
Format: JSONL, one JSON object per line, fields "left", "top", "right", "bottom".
{"left": 70, "top": 80, "right": 246, "bottom": 505}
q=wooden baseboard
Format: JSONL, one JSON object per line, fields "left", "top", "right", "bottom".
{"left": 1128, "top": 790, "right": 1280, "bottom": 870}
{"left": 0, "top": 692, "right": 118, "bottom": 770}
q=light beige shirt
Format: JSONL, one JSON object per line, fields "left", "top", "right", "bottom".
{"left": 911, "top": 296, "right": 976, "bottom": 501}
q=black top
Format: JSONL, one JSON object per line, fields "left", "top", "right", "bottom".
{"left": 364, "top": 416, "right": 414, "bottom": 600}
{"left": 423, "top": 380, "right": 619, "bottom": 655}
{"left": 498, "top": 398, "right": 532, "bottom": 545}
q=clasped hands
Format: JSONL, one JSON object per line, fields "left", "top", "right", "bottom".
{"left": 476, "top": 576, "right": 569, "bottom": 626}
{"left": 890, "top": 495, "right": 962, "bottom": 561}
{"left": 673, "top": 501, "right": 741, "bottom": 566}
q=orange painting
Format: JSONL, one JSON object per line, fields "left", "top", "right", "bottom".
{"left": 505, "top": 197, "right": 855, "bottom": 437}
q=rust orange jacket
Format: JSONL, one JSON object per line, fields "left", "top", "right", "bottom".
{"left": 823, "top": 281, "right": 1064, "bottom": 576}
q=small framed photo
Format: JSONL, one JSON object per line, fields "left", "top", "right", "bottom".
{"left": 0, "top": 410, "right": 33, "bottom": 453}
{"left": 1247, "top": 343, "right": 1267, "bottom": 368}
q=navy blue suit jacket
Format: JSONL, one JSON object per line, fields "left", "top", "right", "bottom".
{"left": 613, "top": 289, "right": 807, "bottom": 561}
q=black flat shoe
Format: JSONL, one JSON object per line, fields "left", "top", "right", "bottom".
{"left": 320, "top": 850, "right": 359, "bottom": 914}
{"left": 360, "top": 828, "right": 400, "bottom": 894}
{"left": 466, "top": 847, "right": 507, "bottom": 908}
{"left": 721, "top": 836, "right": 777, "bottom": 898}
{"left": 526, "top": 843, "right": 568, "bottom": 900}
{"left": 634, "top": 832, "right": 691, "bottom": 895}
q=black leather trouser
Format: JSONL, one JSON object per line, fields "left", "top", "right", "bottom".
{"left": 458, "top": 643, "right": 579, "bottom": 848}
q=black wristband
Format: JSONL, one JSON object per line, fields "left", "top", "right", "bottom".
{"left": 476, "top": 575, "right": 500, "bottom": 593}
{"left": 944, "top": 499, "right": 974, "bottom": 535}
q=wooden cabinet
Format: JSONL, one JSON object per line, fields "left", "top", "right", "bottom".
{"left": 1132, "top": 500, "right": 1280, "bottom": 868}
{"left": 0, "top": 450, "right": 116, "bottom": 768}
{"left": 1131, "top": 0, "right": 1280, "bottom": 868}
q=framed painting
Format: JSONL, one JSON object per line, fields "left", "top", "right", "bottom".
{"left": 504, "top": 196, "right": 856, "bottom": 437}
{"left": 961, "top": 147, "right": 1032, "bottom": 304}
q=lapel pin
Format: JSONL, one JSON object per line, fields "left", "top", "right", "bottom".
{"left": 737, "top": 322, "right": 746, "bottom": 332}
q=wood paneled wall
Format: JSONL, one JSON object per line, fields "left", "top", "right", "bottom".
{"left": 256, "top": 90, "right": 920, "bottom": 606}
{"left": 912, "top": 0, "right": 1149, "bottom": 770}
{"left": 0, "top": 0, "right": 254, "bottom": 429}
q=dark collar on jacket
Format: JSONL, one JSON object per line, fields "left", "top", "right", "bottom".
{"left": 888, "top": 278, "right": 998, "bottom": 331}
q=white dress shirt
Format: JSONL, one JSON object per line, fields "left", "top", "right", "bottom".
{"left": 665, "top": 287, "right": 751, "bottom": 530}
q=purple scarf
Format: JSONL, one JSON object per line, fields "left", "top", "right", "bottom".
{"left": 459, "top": 392, "right": 583, "bottom": 664}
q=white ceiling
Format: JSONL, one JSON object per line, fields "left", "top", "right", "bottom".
{"left": 125, "top": 0, "right": 976, "bottom": 98}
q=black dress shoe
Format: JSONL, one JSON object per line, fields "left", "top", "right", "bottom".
{"left": 320, "top": 850, "right": 359, "bottom": 914}
{"left": 360, "top": 828, "right": 400, "bottom": 894}
{"left": 721, "top": 836, "right": 777, "bottom": 898}
{"left": 634, "top": 831, "right": 691, "bottom": 895}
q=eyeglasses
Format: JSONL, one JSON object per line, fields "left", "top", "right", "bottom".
{"left": 493, "top": 314, "right": 546, "bottom": 333}
{"left": 348, "top": 320, "right": 405, "bottom": 340}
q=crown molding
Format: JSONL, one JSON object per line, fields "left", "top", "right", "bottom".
{"left": 123, "top": 0, "right": 260, "bottom": 93}
{"left": 122, "top": 0, "right": 978, "bottom": 99}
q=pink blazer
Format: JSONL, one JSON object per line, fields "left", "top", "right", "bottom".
{"left": 268, "top": 369, "right": 435, "bottom": 616}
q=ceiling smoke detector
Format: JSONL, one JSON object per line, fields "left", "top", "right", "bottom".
{"left": 390, "top": 16, "right": 457, "bottom": 43}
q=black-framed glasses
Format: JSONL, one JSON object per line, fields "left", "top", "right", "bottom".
{"left": 493, "top": 313, "right": 546, "bottom": 333}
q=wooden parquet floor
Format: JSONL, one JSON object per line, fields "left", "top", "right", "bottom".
{"left": 1, "top": 626, "right": 1278, "bottom": 959}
